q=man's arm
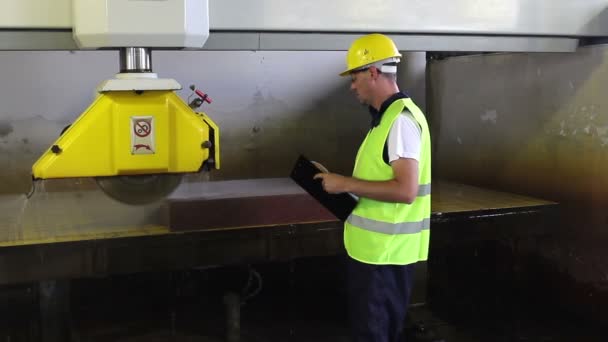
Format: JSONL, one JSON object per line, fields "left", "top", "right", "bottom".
{"left": 314, "top": 157, "right": 419, "bottom": 204}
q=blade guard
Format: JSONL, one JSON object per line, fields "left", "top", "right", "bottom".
{"left": 32, "top": 90, "right": 219, "bottom": 179}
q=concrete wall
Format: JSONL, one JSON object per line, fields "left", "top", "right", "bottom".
{"left": 429, "top": 45, "right": 608, "bottom": 322}
{"left": 0, "top": 50, "right": 425, "bottom": 195}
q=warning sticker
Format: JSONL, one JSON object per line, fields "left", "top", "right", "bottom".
{"left": 131, "top": 116, "right": 155, "bottom": 155}
{"left": 134, "top": 119, "right": 151, "bottom": 137}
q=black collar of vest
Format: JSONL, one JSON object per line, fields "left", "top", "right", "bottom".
{"left": 368, "top": 91, "right": 409, "bottom": 128}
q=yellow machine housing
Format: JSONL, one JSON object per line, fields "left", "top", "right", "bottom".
{"left": 32, "top": 90, "right": 220, "bottom": 179}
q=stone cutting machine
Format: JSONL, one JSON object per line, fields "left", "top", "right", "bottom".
{"left": 31, "top": 0, "right": 219, "bottom": 204}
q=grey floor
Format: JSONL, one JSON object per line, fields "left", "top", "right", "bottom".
{"left": 68, "top": 258, "right": 605, "bottom": 342}
{"left": 1, "top": 256, "right": 605, "bottom": 341}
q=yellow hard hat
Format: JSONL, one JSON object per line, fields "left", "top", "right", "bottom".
{"left": 340, "top": 33, "right": 402, "bottom": 76}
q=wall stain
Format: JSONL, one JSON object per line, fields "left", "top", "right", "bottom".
{"left": 0, "top": 121, "right": 13, "bottom": 137}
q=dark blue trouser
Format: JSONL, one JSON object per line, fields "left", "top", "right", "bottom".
{"left": 346, "top": 256, "right": 415, "bottom": 342}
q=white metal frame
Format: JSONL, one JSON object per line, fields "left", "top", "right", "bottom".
{"left": 2, "top": 0, "right": 608, "bottom": 52}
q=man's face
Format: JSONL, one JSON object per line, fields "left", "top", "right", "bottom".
{"left": 350, "top": 68, "right": 371, "bottom": 105}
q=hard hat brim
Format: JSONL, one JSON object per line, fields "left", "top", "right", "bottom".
{"left": 339, "top": 56, "right": 402, "bottom": 77}
{"left": 339, "top": 68, "right": 353, "bottom": 77}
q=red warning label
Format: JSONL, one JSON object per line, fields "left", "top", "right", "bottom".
{"left": 134, "top": 119, "right": 151, "bottom": 137}
{"left": 131, "top": 116, "right": 155, "bottom": 155}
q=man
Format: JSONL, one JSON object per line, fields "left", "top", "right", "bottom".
{"left": 314, "top": 33, "right": 431, "bottom": 342}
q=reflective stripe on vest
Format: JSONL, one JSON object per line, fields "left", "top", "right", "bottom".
{"left": 417, "top": 183, "right": 431, "bottom": 196}
{"left": 347, "top": 215, "right": 430, "bottom": 235}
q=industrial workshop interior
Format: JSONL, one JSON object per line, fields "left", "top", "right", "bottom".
{"left": 1, "top": 1, "right": 608, "bottom": 341}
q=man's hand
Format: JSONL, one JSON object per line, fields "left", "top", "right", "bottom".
{"left": 312, "top": 158, "right": 419, "bottom": 204}
{"left": 313, "top": 173, "right": 351, "bottom": 194}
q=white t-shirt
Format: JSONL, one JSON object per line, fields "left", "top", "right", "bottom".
{"left": 387, "top": 110, "right": 421, "bottom": 163}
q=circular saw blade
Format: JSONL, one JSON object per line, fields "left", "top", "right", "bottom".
{"left": 96, "top": 174, "right": 183, "bottom": 205}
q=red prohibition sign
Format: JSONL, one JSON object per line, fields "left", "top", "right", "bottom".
{"left": 134, "top": 120, "right": 151, "bottom": 137}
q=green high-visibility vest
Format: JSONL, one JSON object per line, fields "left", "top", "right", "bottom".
{"left": 344, "top": 98, "right": 431, "bottom": 265}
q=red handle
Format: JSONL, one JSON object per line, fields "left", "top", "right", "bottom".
{"left": 195, "top": 90, "right": 212, "bottom": 104}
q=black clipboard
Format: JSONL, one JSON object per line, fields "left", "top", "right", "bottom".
{"left": 290, "top": 155, "right": 357, "bottom": 221}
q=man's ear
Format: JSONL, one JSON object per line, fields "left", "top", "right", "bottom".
{"left": 369, "top": 66, "right": 380, "bottom": 80}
